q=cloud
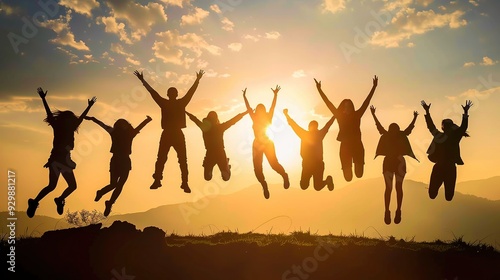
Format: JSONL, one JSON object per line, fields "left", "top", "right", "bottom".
{"left": 181, "top": 7, "right": 209, "bottom": 26}
{"left": 161, "top": 0, "right": 190, "bottom": 7}
{"left": 97, "top": 16, "right": 132, "bottom": 44}
{"left": 446, "top": 86, "right": 500, "bottom": 101}
{"left": 154, "top": 30, "right": 222, "bottom": 58}
{"left": 59, "top": 0, "right": 100, "bottom": 17}
{"left": 265, "top": 31, "right": 281, "bottom": 39}
{"left": 39, "top": 11, "right": 90, "bottom": 51}
{"left": 210, "top": 4, "right": 222, "bottom": 14}
{"left": 110, "top": 43, "right": 134, "bottom": 58}
{"left": 105, "top": 0, "right": 167, "bottom": 41}
{"left": 407, "top": 42, "right": 415, "bottom": 47}
{"left": 480, "top": 56, "right": 498, "bottom": 66}
{"left": 463, "top": 57, "right": 498, "bottom": 67}
{"left": 463, "top": 62, "right": 475, "bottom": 68}
{"left": 102, "top": 51, "right": 115, "bottom": 63}
{"left": 321, "top": 0, "right": 346, "bottom": 14}
{"left": 370, "top": 9, "right": 467, "bottom": 48}
{"left": 416, "top": 0, "right": 434, "bottom": 7}
{"left": 292, "top": 70, "right": 306, "bottom": 78}
{"left": 243, "top": 34, "right": 260, "bottom": 42}
{"left": 228, "top": 42, "right": 242, "bottom": 52}
{"left": 469, "top": 0, "right": 479, "bottom": 7}
{"left": 221, "top": 17, "right": 234, "bottom": 31}
{"left": 126, "top": 57, "right": 141, "bottom": 66}
{"left": 0, "top": 2, "right": 21, "bottom": 16}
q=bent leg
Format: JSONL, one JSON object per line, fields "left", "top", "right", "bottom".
{"left": 353, "top": 142, "right": 365, "bottom": 178}
{"left": 109, "top": 171, "right": 129, "bottom": 204}
{"left": 173, "top": 132, "right": 188, "bottom": 183}
{"left": 443, "top": 163, "right": 457, "bottom": 201}
{"left": 263, "top": 143, "right": 286, "bottom": 176}
{"left": 253, "top": 144, "right": 265, "bottom": 183}
{"left": 300, "top": 161, "right": 313, "bottom": 190}
{"left": 339, "top": 142, "right": 353, "bottom": 182}
{"left": 34, "top": 167, "right": 61, "bottom": 202}
{"left": 59, "top": 170, "right": 77, "bottom": 200}
{"left": 312, "top": 162, "right": 327, "bottom": 191}
{"left": 153, "top": 131, "right": 171, "bottom": 181}
{"left": 429, "top": 163, "right": 444, "bottom": 199}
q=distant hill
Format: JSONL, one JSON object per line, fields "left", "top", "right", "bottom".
{"left": 0, "top": 212, "right": 69, "bottom": 238}
{"left": 456, "top": 176, "right": 500, "bottom": 201}
{"left": 106, "top": 178, "right": 500, "bottom": 247}
{"left": 7, "top": 177, "right": 500, "bottom": 248}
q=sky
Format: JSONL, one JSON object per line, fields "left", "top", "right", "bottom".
{"left": 0, "top": 0, "right": 499, "bottom": 217}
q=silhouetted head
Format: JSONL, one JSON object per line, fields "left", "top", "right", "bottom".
{"left": 167, "top": 87, "right": 178, "bottom": 99}
{"left": 206, "top": 111, "right": 220, "bottom": 125}
{"left": 308, "top": 121, "right": 319, "bottom": 131}
{"left": 255, "top": 104, "right": 267, "bottom": 117}
{"left": 388, "top": 123, "right": 400, "bottom": 133}
{"left": 442, "top": 119, "right": 470, "bottom": 137}
{"left": 113, "top": 119, "right": 133, "bottom": 132}
{"left": 338, "top": 99, "right": 355, "bottom": 115}
{"left": 45, "top": 110, "right": 79, "bottom": 130}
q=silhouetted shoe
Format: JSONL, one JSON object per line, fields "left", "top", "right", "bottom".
{"left": 262, "top": 181, "right": 270, "bottom": 199}
{"left": 150, "top": 180, "right": 162, "bottom": 190}
{"left": 54, "top": 197, "right": 65, "bottom": 215}
{"left": 27, "top": 199, "right": 38, "bottom": 218}
{"left": 181, "top": 182, "right": 191, "bottom": 193}
{"left": 283, "top": 173, "right": 290, "bottom": 189}
{"left": 326, "top": 176, "right": 334, "bottom": 191}
{"left": 384, "top": 210, "right": 391, "bottom": 225}
{"left": 95, "top": 190, "right": 104, "bottom": 202}
{"left": 394, "top": 210, "right": 401, "bottom": 224}
{"left": 104, "top": 200, "right": 113, "bottom": 217}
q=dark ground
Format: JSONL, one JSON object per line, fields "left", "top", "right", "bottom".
{"left": 2, "top": 221, "right": 499, "bottom": 280}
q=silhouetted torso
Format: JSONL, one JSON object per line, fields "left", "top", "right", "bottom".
{"left": 336, "top": 112, "right": 362, "bottom": 142}
{"left": 300, "top": 130, "right": 328, "bottom": 162}
{"left": 252, "top": 114, "right": 272, "bottom": 142}
{"left": 425, "top": 114, "right": 467, "bottom": 165}
{"left": 159, "top": 99, "right": 188, "bottom": 130}
{"left": 110, "top": 130, "right": 138, "bottom": 156}
{"left": 51, "top": 122, "right": 77, "bottom": 151}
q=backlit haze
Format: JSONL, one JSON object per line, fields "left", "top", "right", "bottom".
{"left": 1, "top": 0, "right": 499, "bottom": 221}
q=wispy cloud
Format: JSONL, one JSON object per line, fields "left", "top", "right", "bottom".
{"left": 181, "top": 7, "right": 209, "bottom": 26}
{"left": 59, "top": 0, "right": 100, "bottom": 17}
{"left": 39, "top": 11, "right": 90, "bottom": 51}
{"left": 228, "top": 42, "right": 242, "bottom": 52}
{"left": 321, "top": 0, "right": 346, "bottom": 14}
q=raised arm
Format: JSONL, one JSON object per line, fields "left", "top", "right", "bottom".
{"left": 283, "top": 109, "right": 307, "bottom": 138}
{"left": 181, "top": 70, "right": 205, "bottom": 105}
{"left": 403, "top": 111, "right": 419, "bottom": 135}
{"left": 357, "top": 75, "right": 378, "bottom": 116}
{"left": 370, "top": 105, "right": 386, "bottom": 135}
{"left": 314, "top": 78, "right": 337, "bottom": 115}
{"left": 84, "top": 116, "right": 112, "bottom": 134}
{"left": 243, "top": 88, "right": 254, "bottom": 120}
{"left": 134, "top": 115, "right": 153, "bottom": 134}
{"left": 221, "top": 111, "right": 248, "bottom": 131}
{"left": 37, "top": 87, "right": 54, "bottom": 122}
{"left": 185, "top": 111, "right": 203, "bottom": 128}
{"left": 268, "top": 85, "right": 280, "bottom": 118}
{"left": 77, "top": 97, "right": 97, "bottom": 126}
{"left": 321, "top": 115, "right": 336, "bottom": 133}
{"left": 458, "top": 100, "right": 472, "bottom": 134}
{"left": 134, "top": 70, "right": 165, "bottom": 106}
{"left": 421, "top": 100, "right": 439, "bottom": 136}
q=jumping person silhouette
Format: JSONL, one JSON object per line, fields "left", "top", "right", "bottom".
{"left": 283, "top": 109, "right": 335, "bottom": 191}
{"left": 314, "top": 75, "right": 378, "bottom": 181}
{"left": 134, "top": 69, "right": 204, "bottom": 193}
{"left": 186, "top": 110, "right": 247, "bottom": 181}
{"left": 85, "top": 115, "right": 152, "bottom": 216}
{"left": 370, "top": 106, "right": 418, "bottom": 224}
{"left": 27, "top": 87, "right": 96, "bottom": 218}
{"left": 243, "top": 86, "right": 289, "bottom": 199}
{"left": 421, "top": 100, "right": 472, "bottom": 201}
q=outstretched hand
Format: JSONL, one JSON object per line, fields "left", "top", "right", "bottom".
{"left": 88, "top": 96, "right": 97, "bottom": 107}
{"left": 196, "top": 70, "right": 205, "bottom": 80}
{"left": 413, "top": 111, "right": 419, "bottom": 117}
{"left": 242, "top": 88, "right": 247, "bottom": 97}
{"left": 146, "top": 115, "right": 152, "bottom": 121}
{"left": 283, "top": 108, "right": 288, "bottom": 115}
{"left": 134, "top": 70, "right": 144, "bottom": 81}
{"left": 462, "top": 100, "right": 473, "bottom": 113}
{"left": 272, "top": 85, "right": 281, "bottom": 94}
{"left": 370, "top": 105, "right": 376, "bottom": 114}
{"left": 421, "top": 100, "right": 431, "bottom": 112}
{"left": 372, "top": 75, "right": 378, "bottom": 87}
{"left": 314, "top": 78, "right": 321, "bottom": 90}
{"left": 37, "top": 87, "right": 47, "bottom": 99}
